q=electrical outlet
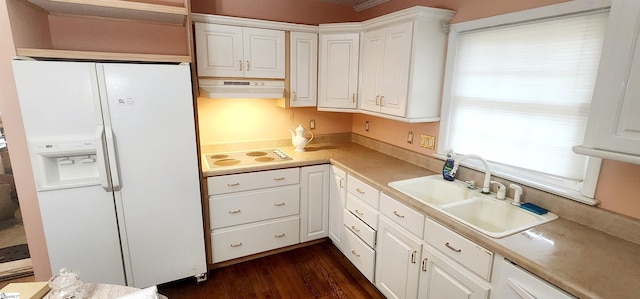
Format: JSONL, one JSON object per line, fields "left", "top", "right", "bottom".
{"left": 407, "top": 131, "right": 414, "bottom": 144}
{"left": 309, "top": 119, "right": 316, "bottom": 130}
{"left": 365, "top": 121, "right": 370, "bottom": 132}
{"left": 420, "top": 134, "right": 436, "bottom": 149}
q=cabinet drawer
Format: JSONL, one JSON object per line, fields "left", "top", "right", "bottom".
{"left": 343, "top": 209, "right": 376, "bottom": 248}
{"left": 342, "top": 227, "right": 376, "bottom": 282}
{"left": 208, "top": 168, "right": 300, "bottom": 195}
{"left": 379, "top": 193, "right": 424, "bottom": 237}
{"left": 345, "top": 194, "right": 379, "bottom": 230}
{"left": 424, "top": 218, "right": 494, "bottom": 281}
{"left": 347, "top": 174, "right": 379, "bottom": 208}
{"left": 209, "top": 186, "right": 300, "bottom": 229}
{"left": 211, "top": 216, "right": 300, "bottom": 263}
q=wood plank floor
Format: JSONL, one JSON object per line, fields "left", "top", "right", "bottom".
{"left": 158, "top": 240, "right": 385, "bottom": 298}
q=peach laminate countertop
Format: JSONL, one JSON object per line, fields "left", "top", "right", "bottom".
{"left": 202, "top": 142, "right": 640, "bottom": 299}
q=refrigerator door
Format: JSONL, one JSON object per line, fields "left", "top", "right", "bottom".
{"left": 99, "top": 63, "right": 206, "bottom": 287}
{"left": 12, "top": 60, "right": 126, "bottom": 284}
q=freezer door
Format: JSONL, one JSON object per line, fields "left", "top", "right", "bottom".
{"left": 12, "top": 60, "right": 126, "bottom": 284}
{"left": 99, "top": 63, "right": 206, "bottom": 287}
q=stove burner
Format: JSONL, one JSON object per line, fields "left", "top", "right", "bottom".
{"left": 246, "top": 151, "right": 268, "bottom": 157}
{"left": 255, "top": 157, "right": 275, "bottom": 162}
{"left": 213, "top": 159, "right": 241, "bottom": 166}
{"left": 204, "top": 148, "right": 293, "bottom": 169}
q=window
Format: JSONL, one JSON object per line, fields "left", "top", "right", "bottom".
{"left": 438, "top": 1, "right": 610, "bottom": 205}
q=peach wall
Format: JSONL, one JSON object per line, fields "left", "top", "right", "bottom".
{"left": 197, "top": 97, "right": 352, "bottom": 145}
{"left": 595, "top": 160, "right": 640, "bottom": 219}
{"left": 351, "top": 114, "right": 439, "bottom": 155}
{"left": 48, "top": 15, "right": 189, "bottom": 55}
{"left": 1, "top": 0, "right": 52, "bottom": 280}
{"left": 5, "top": 0, "right": 51, "bottom": 48}
{"left": 191, "top": 0, "right": 358, "bottom": 25}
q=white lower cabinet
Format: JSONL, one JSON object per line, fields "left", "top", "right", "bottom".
{"left": 328, "top": 166, "right": 347, "bottom": 250}
{"left": 300, "top": 164, "right": 330, "bottom": 242}
{"left": 496, "top": 259, "right": 576, "bottom": 299}
{"left": 375, "top": 216, "right": 422, "bottom": 299}
{"left": 418, "top": 244, "right": 491, "bottom": 299}
{"left": 211, "top": 216, "right": 300, "bottom": 263}
{"left": 342, "top": 226, "right": 376, "bottom": 282}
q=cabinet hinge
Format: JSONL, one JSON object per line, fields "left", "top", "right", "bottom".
{"left": 442, "top": 22, "right": 451, "bottom": 34}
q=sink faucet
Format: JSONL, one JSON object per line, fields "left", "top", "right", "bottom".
{"left": 448, "top": 154, "right": 492, "bottom": 194}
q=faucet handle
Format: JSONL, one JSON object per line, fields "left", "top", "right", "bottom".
{"left": 490, "top": 181, "right": 506, "bottom": 200}
{"left": 465, "top": 180, "right": 476, "bottom": 190}
{"left": 509, "top": 184, "right": 523, "bottom": 206}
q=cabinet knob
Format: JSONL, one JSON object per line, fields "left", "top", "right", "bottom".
{"left": 292, "top": 91, "right": 297, "bottom": 101}
{"left": 380, "top": 95, "right": 384, "bottom": 106}
{"left": 239, "top": 60, "right": 243, "bottom": 71}
{"left": 274, "top": 233, "right": 286, "bottom": 238}
{"left": 230, "top": 242, "right": 243, "bottom": 247}
{"left": 274, "top": 202, "right": 286, "bottom": 207}
{"left": 393, "top": 211, "right": 405, "bottom": 219}
{"left": 411, "top": 250, "right": 417, "bottom": 263}
{"left": 351, "top": 225, "right": 360, "bottom": 232}
{"left": 375, "top": 95, "right": 380, "bottom": 106}
{"left": 351, "top": 250, "right": 360, "bottom": 257}
{"left": 246, "top": 60, "right": 250, "bottom": 71}
{"left": 352, "top": 93, "right": 356, "bottom": 103}
{"left": 421, "top": 258, "right": 428, "bottom": 271}
{"left": 228, "top": 209, "right": 241, "bottom": 214}
{"left": 445, "top": 242, "right": 462, "bottom": 253}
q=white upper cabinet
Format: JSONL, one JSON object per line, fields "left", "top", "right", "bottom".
{"left": 318, "top": 32, "right": 360, "bottom": 110}
{"left": 574, "top": 0, "right": 640, "bottom": 164}
{"left": 358, "top": 7, "right": 454, "bottom": 122}
{"left": 282, "top": 32, "right": 318, "bottom": 107}
{"left": 360, "top": 22, "right": 413, "bottom": 117}
{"left": 195, "top": 23, "right": 285, "bottom": 79}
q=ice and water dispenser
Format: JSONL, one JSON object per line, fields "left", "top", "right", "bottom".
{"left": 31, "top": 141, "right": 101, "bottom": 191}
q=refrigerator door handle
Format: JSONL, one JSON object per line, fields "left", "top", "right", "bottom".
{"left": 96, "top": 125, "right": 112, "bottom": 192}
{"left": 105, "top": 125, "right": 121, "bottom": 191}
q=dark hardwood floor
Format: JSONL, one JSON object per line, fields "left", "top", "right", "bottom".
{"left": 158, "top": 240, "right": 384, "bottom": 298}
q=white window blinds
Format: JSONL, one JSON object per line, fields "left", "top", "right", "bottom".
{"left": 446, "top": 11, "right": 609, "bottom": 183}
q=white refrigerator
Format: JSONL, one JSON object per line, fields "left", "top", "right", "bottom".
{"left": 11, "top": 59, "right": 207, "bottom": 287}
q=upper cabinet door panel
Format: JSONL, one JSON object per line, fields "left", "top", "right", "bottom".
{"left": 289, "top": 32, "right": 318, "bottom": 107}
{"left": 194, "top": 23, "right": 285, "bottom": 79}
{"left": 195, "top": 23, "right": 244, "bottom": 77}
{"left": 380, "top": 22, "right": 413, "bottom": 117}
{"left": 318, "top": 33, "right": 360, "bottom": 109}
{"left": 575, "top": 0, "right": 640, "bottom": 162}
{"left": 360, "top": 28, "right": 386, "bottom": 113}
{"left": 243, "top": 27, "right": 285, "bottom": 78}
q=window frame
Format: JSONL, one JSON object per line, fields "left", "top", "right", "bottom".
{"left": 437, "top": 0, "right": 611, "bottom": 206}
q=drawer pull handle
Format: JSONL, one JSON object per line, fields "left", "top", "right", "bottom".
{"left": 411, "top": 250, "right": 417, "bottom": 263}
{"left": 228, "top": 209, "right": 241, "bottom": 214}
{"left": 356, "top": 188, "right": 365, "bottom": 194}
{"left": 351, "top": 250, "right": 360, "bottom": 257}
{"left": 274, "top": 177, "right": 286, "bottom": 181}
{"left": 274, "top": 202, "right": 286, "bottom": 207}
{"left": 230, "top": 242, "right": 243, "bottom": 247}
{"left": 227, "top": 182, "right": 240, "bottom": 186}
{"left": 393, "top": 211, "right": 405, "bottom": 218}
{"left": 339, "top": 178, "right": 344, "bottom": 188}
{"left": 354, "top": 209, "right": 364, "bottom": 216}
{"left": 445, "top": 242, "right": 462, "bottom": 253}
{"left": 421, "top": 258, "right": 428, "bottom": 271}
{"left": 275, "top": 233, "right": 286, "bottom": 238}
{"left": 351, "top": 225, "right": 360, "bottom": 232}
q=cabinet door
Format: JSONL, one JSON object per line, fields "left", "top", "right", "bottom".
{"left": 376, "top": 217, "right": 422, "bottom": 299}
{"left": 329, "top": 166, "right": 347, "bottom": 250}
{"left": 360, "top": 28, "right": 385, "bottom": 113}
{"left": 300, "top": 165, "right": 330, "bottom": 242}
{"left": 243, "top": 27, "right": 285, "bottom": 78}
{"left": 579, "top": 0, "right": 640, "bottom": 158}
{"left": 195, "top": 23, "right": 244, "bottom": 77}
{"left": 380, "top": 22, "right": 413, "bottom": 117}
{"left": 289, "top": 32, "right": 318, "bottom": 107}
{"left": 318, "top": 33, "right": 360, "bottom": 109}
{"left": 418, "top": 245, "right": 490, "bottom": 299}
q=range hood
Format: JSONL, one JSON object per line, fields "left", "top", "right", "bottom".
{"left": 198, "top": 78, "right": 285, "bottom": 99}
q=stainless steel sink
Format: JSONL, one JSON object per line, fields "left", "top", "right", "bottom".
{"left": 388, "top": 175, "right": 558, "bottom": 238}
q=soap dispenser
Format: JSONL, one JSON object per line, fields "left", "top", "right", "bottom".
{"left": 442, "top": 150, "right": 456, "bottom": 181}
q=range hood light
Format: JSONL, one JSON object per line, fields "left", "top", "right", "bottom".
{"left": 198, "top": 78, "right": 285, "bottom": 99}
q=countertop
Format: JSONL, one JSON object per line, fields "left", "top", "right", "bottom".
{"left": 202, "top": 142, "right": 640, "bottom": 299}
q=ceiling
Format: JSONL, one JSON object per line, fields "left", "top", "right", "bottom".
{"left": 315, "top": 0, "right": 389, "bottom": 11}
